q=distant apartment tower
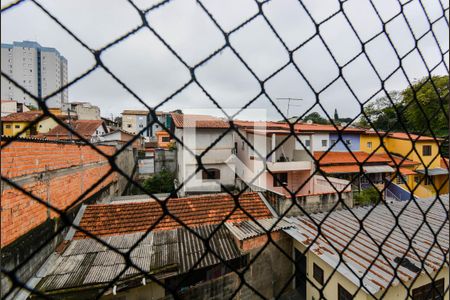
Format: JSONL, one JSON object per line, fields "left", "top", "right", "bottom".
{"left": 1, "top": 40, "right": 68, "bottom": 108}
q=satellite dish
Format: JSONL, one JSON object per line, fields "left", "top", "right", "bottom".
{"left": 306, "top": 120, "right": 313, "bottom": 124}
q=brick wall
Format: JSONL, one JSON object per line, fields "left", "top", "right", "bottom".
{"left": 1, "top": 140, "right": 117, "bottom": 247}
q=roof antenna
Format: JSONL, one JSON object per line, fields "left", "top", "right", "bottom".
{"left": 276, "top": 98, "right": 303, "bottom": 119}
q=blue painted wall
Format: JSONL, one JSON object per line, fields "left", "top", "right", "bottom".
{"left": 329, "top": 133, "right": 360, "bottom": 152}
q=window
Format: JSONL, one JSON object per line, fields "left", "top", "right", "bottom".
{"left": 321, "top": 139, "right": 327, "bottom": 147}
{"left": 273, "top": 173, "right": 288, "bottom": 187}
{"left": 5, "top": 125, "right": 11, "bottom": 129}
{"left": 412, "top": 279, "right": 444, "bottom": 300}
{"left": 202, "top": 168, "right": 220, "bottom": 180}
{"left": 138, "top": 124, "right": 144, "bottom": 128}
{"left": 345, "top": 139, "right": 352, "bottom": 145}
{"left": 162, "top": 137, "right": 170, "bottom": 142}
{"left": 424, "top": 176, "right": 432, "bottom": 186}
{"left": 331, "top": 139, "right": 336, "bottom": 145}
{"left": 414, "top": 176, "right": 419, "bottom": 184}
{"left": 338, "top": 284, "right": 352, "bottom": 300}
{"left": 305, "top": 139, "right": 311, "bottom": 148}
{"left": 422, "top": 145, "right": 432, "bottom": 156}
{"left": 127, "top": 124, "right": 132, "bottom": 128}
{"left": 313, "top": 263, "right": 324, "bottom": 285}
{"left": 367, "top": 141, "right": 372, "bottom": 149}
{"left": 14, "top": 125, "right": 20, "bottom": 129}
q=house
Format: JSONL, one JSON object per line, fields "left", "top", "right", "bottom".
{"left": 149, "top": 111, "right": 173, "bottom": 140}
{"left": 42, "top": 120, "right": 108, "bottom": 142}
{"left": 361, "top": 131, "right": 449, "bottom": 199}
{"left": 98, "top": 129, "right": 145, "bottom": 150}
{"left": 64, "top": 101, "right": 101, "bottom": 120}
{"left": 172, "top": 113, "right": 236, "bottom": 195}
{"left": 32, "top": 192, "right": 295, "bottom": 300}
{"left": 1, "top": 110, "right": 43, "bottom": 137}
{"left": 155, "top": 130, "right": 172, "bottom": 148}
{"left": 1, "top": 100, "right": 29, "bottom": 117}
{"left": 121, "top": 110, "right": 149, "bottom": 137}
{"left": 284, "top": 195, "right": 449, "bottom": 300}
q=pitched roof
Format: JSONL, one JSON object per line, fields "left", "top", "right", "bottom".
{"left": 44, "top": 120, "right": 104, "bottom": 139}
{"left": 314, "top": 151, "right": 391, "bottom": 165}
{"left": 388, "top": 132, "right": 441, "bottom": 142}
{"left": 1, "top": 110, "right": 43, "bottom": 122}
{"left": 284, "top": 195, "right": 449, "bottom": 294}
{"left": 74, "top": 192, "right": 272, "bottom": 239}
{"left": 37, "top": 224, "right": 241, "bottom": 294}
{"left": 121, "top": 110, "right": 149, "bottom": 115}
{"left": 320, "top": 165, "right": 361, "bottom": 174}
{"left": 171, "top": 113, "right": 230, "bottom": 129}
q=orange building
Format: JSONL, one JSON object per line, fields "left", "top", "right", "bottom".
{"left": 155, "top": 130, "right": 172, "bottom": 148}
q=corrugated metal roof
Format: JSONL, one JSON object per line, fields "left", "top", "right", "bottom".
{"left": 177, "top": 224, "right": 241, "bottom": 273}
{"left": 37, "top": 224, "right": 242, "bottom": 293}
{"left": 225, "top": 218, "right": 292, "bottom": 240}
{"left": 415, "top": 168, "right": 449, "bottom": 176}
{"left": 284, "top": 195, "right": 449, "bottom": 295}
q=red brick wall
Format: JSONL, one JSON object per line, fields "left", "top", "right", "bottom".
{"left": 1, "top": 140, "right": 117, "bottom": 247}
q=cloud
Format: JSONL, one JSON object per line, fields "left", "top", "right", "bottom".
{"left": 1, "top": 0, "right": 448, "bottom": 121}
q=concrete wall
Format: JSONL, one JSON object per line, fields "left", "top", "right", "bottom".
{"left": 329, "top": 133, "right": 360, "bottom": 152}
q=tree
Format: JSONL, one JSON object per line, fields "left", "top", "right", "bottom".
{"left": 354, "top": 187, "right": 380, "bottom": 206}
{"left": 303, "top": 112, "right": 330, "bottom": 124}
{"left": 142, "top": 169, "right": 175, "bottom": 194}
{"left": 334, "top": 108, "right": 339, "bottom": 121}
{"left": 357, "top": 91, "right": 406, "bottom": 131}
{"left": 401, "top": 75, "right": 449, "bottom": 137}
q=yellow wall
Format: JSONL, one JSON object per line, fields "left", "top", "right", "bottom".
{"left": 385, "top": 138, "right": 441, "bottom": 169}
{"left": 294, "top": 240, "right": 449, "bottom": 300}
{"left": 360, "top": 134, "right": 385, "bottom": 154}
{"left": 2, "top": 121, "right": 32, "bottom": 137}
{"left": 37, "top": 118, "right": 59, "bottom": 133}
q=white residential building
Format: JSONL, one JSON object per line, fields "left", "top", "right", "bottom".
{"left": 1, "top": 41, "right": 68, "bottom": 108}
{"left": 172, "top": 113, "right": 236, "bottom": 196}
{"left": 64, "top": 102, "right": 101, "bottom": 120}
{"left": 121, "top": 109, "right": 149, "bottom": 137}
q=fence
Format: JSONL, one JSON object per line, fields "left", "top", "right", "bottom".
{"left": 1, "top": 0, "right": 449, "bottom": 300}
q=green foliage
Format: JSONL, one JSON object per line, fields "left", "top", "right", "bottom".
{"left": 142, "top": 169, "right": 175, "bottom": 194}
{"left": 357, "top": 91, "right": 406, "bottom": 131}
{"left": 303, "top": 112, "right": 330, "bottom": 124}
{"left": 354, "top": 187, "right": 380, "bottom": 206}
{"left": 402, "top": 75, "right": 449, "bottom": 137}
{"left": 334, "top": 108, "right": 339, "bottom": 121}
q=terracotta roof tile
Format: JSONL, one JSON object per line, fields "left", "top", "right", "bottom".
{"left": 314, "top": 151, "right": 391, "bottom": 165}
{"left": 388, "top": 132, "right": 441, "bottom": 141}
{"left": 1, "top": 111, "right": 43, "bottom": 122}
{"left": 44, "top": 120, "right": 104, "bottom": 139}
{"left": 321, "top": 165, "right": 361, "bottom": 174}
{"left": 74, "top": 192, "right": 272, "bottom": 239}
{"left": 171, "top": 113, "right": 230, "bottom": 129}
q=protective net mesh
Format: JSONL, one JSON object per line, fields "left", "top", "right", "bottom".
{"left": 1, "top": 0, "right": 449, "bottom": 299}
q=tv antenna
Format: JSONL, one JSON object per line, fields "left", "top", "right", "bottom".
{"left": 276, "top": 98, "right": 303, "bottom": 118}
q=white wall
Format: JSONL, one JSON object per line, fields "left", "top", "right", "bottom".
{"left": 311, "top": 133, "right": 329, "bottom": 152}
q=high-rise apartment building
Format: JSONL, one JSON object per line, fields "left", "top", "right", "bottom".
{"left": 1, "top": 41, "right": 68, "bottom": 108}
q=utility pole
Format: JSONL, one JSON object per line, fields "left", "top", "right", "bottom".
{"left": 276, "top": 98, "right": 303, "bottom": 118}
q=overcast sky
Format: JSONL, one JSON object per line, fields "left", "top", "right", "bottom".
{"left": 1, "top": 0, "right": 449, "bottom": 121}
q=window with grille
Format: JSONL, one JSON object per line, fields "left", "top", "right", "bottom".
{"left": 273, "top": 173, "right": 288, "bottom": 187}
{"left": 338, "top": 284, "right": 353, "bottom": 300}
{"left": 423, "top": 145, "right": 432, "bottom": 156}
{"left": 202, "top": 168, "right": 220, "bottom": 180}
{"left": 412, "top": 279, "right": 444, "bottom": 300}
{"left": 313, "top": 263, "right": 324, "bottom": 285}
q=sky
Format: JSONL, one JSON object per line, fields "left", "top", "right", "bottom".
{"left": 1, "top": 0, "right": 449, "bottom": 122}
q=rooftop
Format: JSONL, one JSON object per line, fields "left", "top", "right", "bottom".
{"left": 44, "top": 120, "right": 104, "bottom": 139}
{"left": 171, "top": 113, "right": 230, "bottom": 129}
{"left": 285, "top": 195, "right": 449, "bottom": 295}
{"left": 121, "top": 110, "right": 149, "bottom": 115}
{"left": 73, "top": 192, "right": 273, "bottom": 239}
{"left": 314, "top": 151, "right": 391, "bottom": 165}
{"left": 1, "top": 111, "right": 42, "bottom": 122}
{"left": 36, "top": 224, "right": 241, "bottom": 294}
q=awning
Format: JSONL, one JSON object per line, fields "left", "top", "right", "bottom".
{"left": 363, "top": 165, "right": 395, "bottom": 174}
{"left": 415, "top": 168, "right": 449, "bottom": 176}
